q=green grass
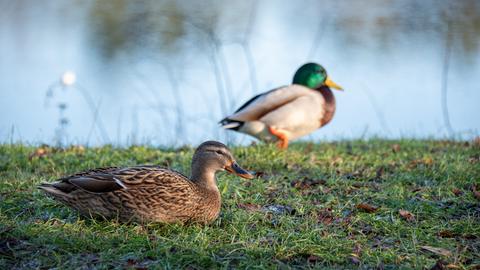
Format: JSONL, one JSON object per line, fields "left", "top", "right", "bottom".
{"left": 1, "top": 140, "right": 479, "bottom": 269}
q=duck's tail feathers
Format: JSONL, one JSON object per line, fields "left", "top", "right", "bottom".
{"left": 219, "top": 118, "right": 244, "bottom": 131}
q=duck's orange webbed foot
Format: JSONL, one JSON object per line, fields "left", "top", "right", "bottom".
{"left": 268, "top": 126, "right": 289, "bottom": 149}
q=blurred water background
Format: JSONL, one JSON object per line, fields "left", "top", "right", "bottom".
{"left": 0, "top": 0, "right": 479, "bottom": 146}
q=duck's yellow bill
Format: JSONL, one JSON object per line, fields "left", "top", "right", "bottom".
{"left": 325, "top": 77, "right": 343, "bottom": 91}
{"left": 225, "top": 161, "right": 254, "bottom": 179}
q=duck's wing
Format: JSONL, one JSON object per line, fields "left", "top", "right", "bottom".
{"left": 259, "top": 94, "right": 325, "bottom": 139}
{"left": 39, "top": 166, "right": 192, "bottom": 195}
{"left": 220, "top": 85, "right": 314, "bottom": 127}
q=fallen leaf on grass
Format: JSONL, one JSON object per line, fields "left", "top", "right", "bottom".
{"left": 280, "top": 253, "right": 321, "bottom": 264}
{"left": 411, "top": 187, "right": 424, "bottom": 193}
{"left": 472, "top": 185, "right": 480, "bottom": 201}
{"left": 243, "top": 181, "right": 252, "bottom": 187}
{"left": 421, "top": 246, "right": 452, "bottom": 257}
{"left": 330, "top": 156, "right": 343, "bottom": 166}
{"left": 254, "top": 171, "right": 266, "bottom": 178}
{"left": 376, "top": 166, "right": 385, "bottom": 178}
{"left": 423, "top": 157, "right": 434, "bottom": 165}
{"left": 472, "top": 136, "right": 480, "bottom": 147}
{"left": 29, "top": 147, "right": 49, "bottom": 160}
{"left": 356, "top": 203, "right": 379, "bottom": 213}
{"left": 290, "top": 178, "right": 325, "bottom": 190}
{"left": 408, "top": 157, "right": 434, "bottom": 168}
{"left": 438, "top": 230, "right": 457, "bottom": 238}
{"left": 237, "top": 203, "right": 261, "bottom": 212}
{"left": 399, "top": 210, "right": 415, "bottom": 221}
{"left": 352, "top": 182, "right": 364, "bottom": 188}
{"left": 317, "top": 208, "right": 333, "bottom": 224}
{"left": 307, "top": 255, "right": 320, "bottom": 264}
{"left": 343, "top": 170, "right": 364, "bottom": 180}
{"left": 125, "top": 256, "right": 157, "bottom": 270}
{"left": 391, "top": 144, "right": 401, "bottom": 153}
{"left": 68, "top": 145, "right": 85, "bottom": 154}
{"left": 303, "top": 143, "right": 314, "bottom": 154}
{"left": 468, "top": 154, "right": 479, "bottom": 164}
{"left": 430, "top": 260, "right": 447, "bottom": 270}
{"left": 451, "top": 188, "right": 463, "bottom": 196}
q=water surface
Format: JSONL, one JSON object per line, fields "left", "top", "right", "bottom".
{"left": 1, "top": 0, "right": 479, "bottom": 146}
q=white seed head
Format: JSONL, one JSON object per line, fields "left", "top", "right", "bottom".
{"left": 61, "top": 71, "right": 76, "bottom": 86}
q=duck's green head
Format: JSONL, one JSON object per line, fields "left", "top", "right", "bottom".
{"left": 292, "top": 63, "right": 343, "bottom": 90}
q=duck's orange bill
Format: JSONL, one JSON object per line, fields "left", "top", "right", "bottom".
{"left": 325, "top": 76, "right": 344, "bottom": 91}
{"left": 225, "top": 161, "right": 254, "bottom": 179}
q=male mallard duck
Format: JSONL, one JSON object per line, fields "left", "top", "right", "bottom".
{"left": 219, "top": 63, "right": 343, "bottom": 148}
{"left": 38, "top": 141, "right": 253, "bottom": 224}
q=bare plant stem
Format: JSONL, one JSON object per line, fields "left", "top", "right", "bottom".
{"left": 243, "top": 1, "right": 259, "bottom": 97}
{"left": 307, "top": 16, "right": 329, "bottom": 60}
{"left": 163, "top": 63, "right": 185, "bottom": 144}
{"left": 441, "top": 22, "right": 454, "bottom": 137}
{"left": 77, "top": 84, "right": 111, "bottom": 144}
{"left": 85, "top": 99, "right": 103, "bottom": 146}
{"left": 361, "top": 84, "right": 390, "bottom": 134}
{"left": 216, "top": 43, "right": 234, "bottom": 111}
{"left": 126, "top": 59, "right": 173, "bottom": 143}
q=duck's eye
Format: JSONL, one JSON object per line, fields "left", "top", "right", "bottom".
{"left": 215, "top": 150, "right": 223, "bottom": 155}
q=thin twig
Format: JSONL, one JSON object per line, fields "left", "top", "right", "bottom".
{"left": 361, "top": 84, "right": 390, "bottom": 134}
{"left": 441, "top": 21, "right": 454, "bottom": 137}
{"left": 76, "top": 84, "right": 111, "bottom": 144}
{"left": 85, "top": 99, "right": 103, "bottom": 146}
{"left": 163, "top": 63, "right": 186, "bottom": 144}
{"left": 243, "top": 1, "right": 259, "bottom": 96}
{"left": 307, "top": 16, "right": 329, "bottom": 60}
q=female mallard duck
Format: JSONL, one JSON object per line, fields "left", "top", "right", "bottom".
{"left": 39, "top": 141, "right": 253, "bottom": 224}
{"left": 220, "top": 63, "right": 343, "bottom": 148}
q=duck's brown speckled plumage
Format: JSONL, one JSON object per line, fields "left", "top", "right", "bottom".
{"left": 39, "top": 141, "right": 252, "bottom": 224}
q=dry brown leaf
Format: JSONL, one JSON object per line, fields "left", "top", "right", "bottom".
{"left": 303, "top": 143, "right": 314, "bottom": 154}
{"left": 290, "top": 178, "right": 325, "bottom": 190}
{"left": 29, "top": 147, "right": 49, "bottom": 160}
{"left": 352, "top": 182, "right": 365, "bottom": 188}
{"left": 468, "top": 154, "right": 480, "bottom": 164}
{"left": 376, "top": 166, "right": 385, "bottom": 178}
{"left": 473, "top": 136, "right": 480, "bottom": 147}
{"left": 423, "top": 157, "right": 434, "bottom": 165}
{"left": 237, "top": 203, "right": 261, "bottom": 212}
{"left": 411, "top": 187, "right": 423, "bottom": 193}
{"left": 430, "top": 260, "right": 447, "bottom": 270}
{"left": 472, "top": 185, "right": 480, "bottom": 201}
{"left": 317, "top": 208, "right": 333, "bottom": 225}
{"left": 307, "top": 255, "right": 319, "bottom": 264}
{"left": 243, "top": 181, "right": 252, "bottom": 187}
{"left": 399, "top": 209, "right": 415, "bottom": 221}
{"left": 356, "top": 203, "right": 379, "bottom": 213}
{"left": 254, "top": 171, "right": 265, "bottom": 178}
{"left": 391, "top": 144, "right": 401, "bottom": 153}
{"left": 68, "top": 145, "right": 85, "bottom": 154}
{"left": 330, "top": 156, "right": 343, "bottom": 166}
{"left": 451, "top": 188, "right": 463, "bottom": 196}
{"left": 438, "top": 230, "right": 457, "bottom": 238}
{"left": 421, "top": 246, "right": 452, "bottom": 257}
{"left": 446, "top": 264, "right": 461, "bottom": 269}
